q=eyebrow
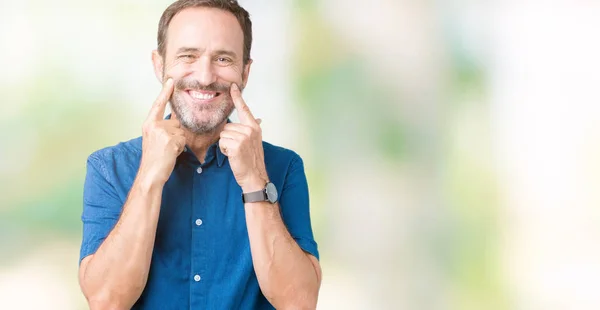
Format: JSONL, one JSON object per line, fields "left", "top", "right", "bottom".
{"left": 176, "top": 47, "right": 202, "bottom": 54}
{"left": 175, "top": 47, "right": 238, "bottom": 58}
{"left": 213, "top": 49, "right": 238, "bottom": 58}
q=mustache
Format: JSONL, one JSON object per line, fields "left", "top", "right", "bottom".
{"left": 175, "top": 79, "right": 231, "bottom": 93}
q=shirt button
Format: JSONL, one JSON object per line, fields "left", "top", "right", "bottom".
{"left": 196, "top": 167, "right": 203, "bottom": 174}
{"left": 195, "top": 218, "right": 203, "bottom": 226}
{"left": 194, "top": 274, "right": 201, "bottom": 282}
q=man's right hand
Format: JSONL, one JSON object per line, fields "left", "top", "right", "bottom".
{"left": 138, "top": 78, "right": 186, "bottom": 186}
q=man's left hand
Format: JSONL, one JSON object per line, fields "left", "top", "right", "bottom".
{"left": 219, "top": 83, "right": 269, "bottom": 193}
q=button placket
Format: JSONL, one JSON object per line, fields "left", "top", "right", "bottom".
{"left": 190, "top": 162, "right": 207, "bottom": 305}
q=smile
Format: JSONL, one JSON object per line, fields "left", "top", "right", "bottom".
{"left": 186, "top": 90, "right": 222, "bottom": 103}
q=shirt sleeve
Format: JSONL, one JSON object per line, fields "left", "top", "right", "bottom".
{"left": 278, "top": 154, "right": 320, "bottom": 260}
{"left": 79, "top": 153, "right": 123, "bottom": 264}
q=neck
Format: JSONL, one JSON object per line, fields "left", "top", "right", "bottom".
{"left": 183, "top": 120, "right": 227, "bottom": 163}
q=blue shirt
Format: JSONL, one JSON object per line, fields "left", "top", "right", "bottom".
{"left": 80, "top": 128, "right": 319, "bottom": 309}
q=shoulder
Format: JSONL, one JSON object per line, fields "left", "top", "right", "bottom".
{"left": 262, "top": 141, "right": 303, "bottom": 166}
{"left": 88, "top": 136, "right": 142, "bottom": 160}
{"left": 86, "top": 136, "right": 143, "bottom": 175}
{"left": 261, "top": 141, "right": 307, "bottom": 188}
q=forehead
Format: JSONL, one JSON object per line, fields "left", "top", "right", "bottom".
{"left": 166, "top": 7, "right": 244, "bottom": 56}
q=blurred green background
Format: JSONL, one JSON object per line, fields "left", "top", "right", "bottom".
{"left": 1, "top": 0, "right": 600, "bottom": 309}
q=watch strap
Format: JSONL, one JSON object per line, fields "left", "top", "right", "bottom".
{"left": 242, "top": 189, "right": 267, "bottom": 203}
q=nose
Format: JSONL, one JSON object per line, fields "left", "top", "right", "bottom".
{"left": 192, "top": 56, "right": 217, "bottom": 86}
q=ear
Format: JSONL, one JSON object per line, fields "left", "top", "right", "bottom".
{"left": 151, "top": 50, "right": 165, "bottom": 83}
{"left": 241, "top": 59, "right": 253, "bottom": 88}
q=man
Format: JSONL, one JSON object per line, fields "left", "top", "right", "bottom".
{"left": 77, "top": 1, "right": 322, "bottom": 309}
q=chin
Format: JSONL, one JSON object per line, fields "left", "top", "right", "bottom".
{"left": 172, "top": 94, "right": 232, "bottom": 133}
{"left": 182, "top": 109, "right": 230, "bottom": 134}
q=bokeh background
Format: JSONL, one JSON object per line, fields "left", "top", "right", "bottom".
{"left": 1, "top": 0, "right": 600, "bottom": 309}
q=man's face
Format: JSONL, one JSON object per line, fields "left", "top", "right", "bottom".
{"left": 156, "top": 7, "right": 250, "bottom": 134}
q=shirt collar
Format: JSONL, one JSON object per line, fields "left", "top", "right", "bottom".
{"left": 215, "top": 141, "right": 227, "bottom": 167}
{"left": 167, "top": 113, "right": 229, "bottom": 167}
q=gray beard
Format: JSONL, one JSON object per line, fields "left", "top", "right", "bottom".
{"left": 169, "top": 91, "right": 234, "bottom": 134}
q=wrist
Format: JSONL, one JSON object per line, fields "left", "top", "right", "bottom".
{"left": 241, "top": 174, "right": 269, "bottom": 193}
{"left": 135, "top": 170, "right": 166, "bottom": 193}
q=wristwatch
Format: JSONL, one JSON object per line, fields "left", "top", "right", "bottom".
{"left": 242, "top": 182, "right": 278, "bottom": 204}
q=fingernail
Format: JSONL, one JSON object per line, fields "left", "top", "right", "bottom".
{"left": 166, "top": 78, "right": 173, "bottom": 84}
{"left": 231, "top": 83, "right": 239, "bottom": 91}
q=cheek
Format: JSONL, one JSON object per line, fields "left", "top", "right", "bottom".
{"left": 166, "top": 70, "right": 186, "bottom": 81}
{"left": 163, "top": 61, "right": 189, "bottom": 79}
{"left": 215, "top": 66, "right": 244, "bottom": 83}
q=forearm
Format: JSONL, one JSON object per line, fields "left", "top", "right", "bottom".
{"left": 81, "top": 175, "right": 163, "bottom": 309}
{"left": 245, "top": 202, "right": 321, "bottom": 309}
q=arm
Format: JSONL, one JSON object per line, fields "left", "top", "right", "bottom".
{"left": 243, "top": 199, "right": 322, "bottom": 309}
{"left": 79, "top": 78, "right": 186, "bottom": 309}
{"left": 219, "top": 83, "right": 321, "bottom": 309}
{"left": 79, "top": 175, "right": 164, "bottom": 309}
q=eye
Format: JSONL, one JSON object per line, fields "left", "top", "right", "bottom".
{"left": 216, "top": 57, "right": 232, "bottom": 64}
{"left": 178, "top": 54, "right": 195, "bottom": 61}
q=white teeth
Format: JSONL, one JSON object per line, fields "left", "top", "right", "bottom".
{"left": 189, "top": 91, "right": 216, "bottom": 100}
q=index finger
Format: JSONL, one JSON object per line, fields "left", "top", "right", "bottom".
{"left": 230, "top": 83, "right": 256, "bottom": 125}
{"left": 148, "top": 78, "right": 174, "bottom": 120}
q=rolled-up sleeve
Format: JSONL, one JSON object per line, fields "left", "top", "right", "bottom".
{"left": 279, "top": 154, "right": 320, "bottom": 260}
{"left": 79, "top": 153, "right": 123, "bottom": 264}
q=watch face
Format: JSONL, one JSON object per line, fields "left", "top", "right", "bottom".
{"left": 265, "top": 182, "right": 278, "bottom": 203}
